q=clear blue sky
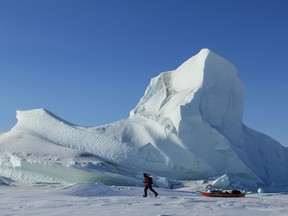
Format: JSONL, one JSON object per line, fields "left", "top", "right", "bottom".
{"left": 0, "top": 0, "right": 287, "bottom": 145}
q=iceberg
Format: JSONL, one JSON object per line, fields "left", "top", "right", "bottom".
{"left": 0, "top": 49, "right": 287, "bottom": 191}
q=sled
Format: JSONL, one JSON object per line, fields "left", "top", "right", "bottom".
{"left": 200, "top": 191, "right": 245, "bottom": 198}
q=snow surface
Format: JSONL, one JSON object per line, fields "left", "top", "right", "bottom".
{"left": 1, "top": 181, "right": 288, "bottom": 216}
{"left": 1, "top": 48, "right": 288, "bottom": 193}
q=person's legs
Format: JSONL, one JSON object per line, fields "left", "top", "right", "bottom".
{"left": 143, "top": 186, "right": 148, "bottom": 197}
{"left": 149, "top": 186, "right": 158, "bottom": 197}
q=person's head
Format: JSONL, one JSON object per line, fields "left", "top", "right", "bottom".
{"left": 143, "top": 173, "right": 147, "bottom": 177}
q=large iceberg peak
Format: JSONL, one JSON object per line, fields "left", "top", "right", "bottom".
{"left": 130, "top": 49, "right": 243, "bottom": 144}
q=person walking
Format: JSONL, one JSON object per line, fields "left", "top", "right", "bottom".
{"left": 143, "top": 173, "right": 158, "bottom": 197}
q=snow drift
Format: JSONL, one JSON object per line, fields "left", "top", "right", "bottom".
{"left": 1, "top": 49, "right": 288, "bottom": 191}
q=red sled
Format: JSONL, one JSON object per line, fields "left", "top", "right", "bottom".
{"left": 200, "top": 191, "right": 245, "bottom": 198}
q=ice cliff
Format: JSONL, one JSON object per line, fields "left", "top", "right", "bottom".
{"left": 1, "top": 49, "right": 287, "bottom": 191}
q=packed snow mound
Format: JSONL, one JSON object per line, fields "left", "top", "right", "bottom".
{"left": 1, "top": 48, "right": 288, "bottom": 191}
{"left": 62, "top": 183, "right": 128, "bottom": 197}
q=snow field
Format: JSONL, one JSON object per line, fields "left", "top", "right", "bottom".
{"left": 0, "top": 183, "right": 287, "bottom": 216}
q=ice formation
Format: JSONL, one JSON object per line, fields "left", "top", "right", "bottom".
{"left": 0, "top": 49, "right": 287, "bottom": 191}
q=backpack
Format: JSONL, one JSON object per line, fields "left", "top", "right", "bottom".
{"left": 148, "top": 176, "right": 153, "bottom": 184}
